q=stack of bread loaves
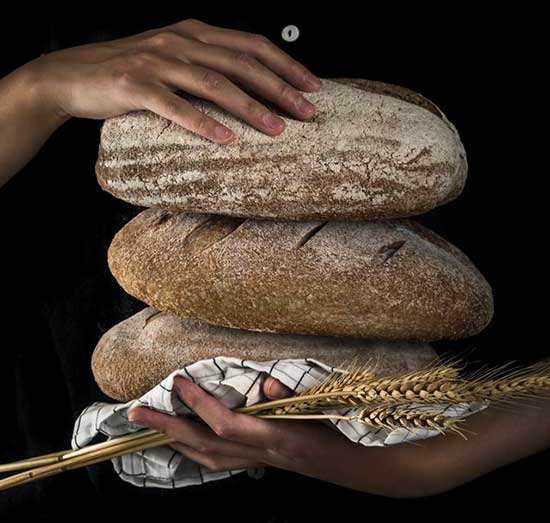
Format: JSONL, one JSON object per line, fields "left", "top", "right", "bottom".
{"left": 92, "top": 78, "right": 494, "bottom": 403}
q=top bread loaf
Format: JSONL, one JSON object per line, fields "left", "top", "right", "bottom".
{"left": 96, "top": 78, "right": 467, "bottom": 220}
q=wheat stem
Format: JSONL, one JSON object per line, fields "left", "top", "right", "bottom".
{"left": 244, "top": 367, "right": 550, "bottom": 416}
{"left": 63, "top": 428, "right": 161, "bottom": 460}
{"left": 0, "top": 428, "right": 163, "bottom": 474}
{"left": 1, "top": 358, "right": 549, "bottom": 491}
{"left": 0, "top": 451, "right": 71, "bottom": 473}
{"left": 0, "top": 432, "right": 174, "bottom": 491}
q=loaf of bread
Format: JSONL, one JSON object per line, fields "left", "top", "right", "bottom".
{"left": 96, "top": 78, "right": 467, "bottom": 220}
{"left": 92, "top": 307, "right": 438, "bottom": 401}
{"left": 108, "top": 209, "right": 494, "bottom": 341}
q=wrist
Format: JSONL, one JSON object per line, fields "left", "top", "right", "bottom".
{"left": 16, "top": 58, "right": 71, "bottom": 130}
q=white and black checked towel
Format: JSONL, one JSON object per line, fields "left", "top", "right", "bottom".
{"left": 72, "top": 357, "right": 486, "bottom": 488}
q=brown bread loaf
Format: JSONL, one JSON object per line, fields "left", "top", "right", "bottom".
{"left": 92, "top": 307, "right": 438, "bottom": 402}
{"left": 96, "top": 78, "right": 467, "bottom": 220}
{"left": 107, "top": 209, "right": 494, "bottom": 341}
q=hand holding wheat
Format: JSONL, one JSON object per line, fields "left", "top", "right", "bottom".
{"left": 1, "top": 356, "right": 550, "bottom": 494}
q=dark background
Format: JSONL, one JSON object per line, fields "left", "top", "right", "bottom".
{"left": 0, "top": 6, "right": 547, "bottom": 521}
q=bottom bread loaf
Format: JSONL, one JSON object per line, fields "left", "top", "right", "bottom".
{"left": 92, "top": 307, "right": 438, "bottom": 402}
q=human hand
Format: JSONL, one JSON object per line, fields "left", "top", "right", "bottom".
{"left": 26, "top": 19, "right": 322, "bottom": 143}
{"left": 127, "top": 374, "right": 347, "bottom": 475}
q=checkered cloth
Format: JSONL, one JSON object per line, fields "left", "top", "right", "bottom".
{"left": 72, "top": 356, "right": 486, "bottom": 488}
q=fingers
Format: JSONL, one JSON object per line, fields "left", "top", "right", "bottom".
{"left": 138, "top": 31, "right": 316, "bottom": 120}
{"left": 169, "top": 441, "right": 263, "bottom": 473}
{"left": 170, "top": 375, "right": 286, "bottom": 449}
{"left": 174, "top": 19, "right": 322, "bottom": 92}
{"left": 179, "top": 43, "right": 317, "bottom": 120}
{"left": 150, "top": 56, "right": 286, "bottom": 135}
{"left": 263, "top": 376, "right": 294, "bottom": 400}
{"left": 127, "top": 406, "right": 267, "bottom": 463}
{"left": 106, "top": 21, "right": 322, "bottom": 138}
{"left": 131, "top": 81, "right": 235, "bottom": 144}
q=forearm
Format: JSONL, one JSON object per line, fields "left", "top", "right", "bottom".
{"left": 413, "top": 398, "right": 550, "bottom": 495}
{"left": 0, "top": 62, "right": 67, "bottom": 188}
{"left": 298, "top": 399, "right": 550, "bottom": 498}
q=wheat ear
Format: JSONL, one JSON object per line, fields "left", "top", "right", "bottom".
{"left": 241, "top": 360, "right": 550, "bottom": 416}
{"left": 259, "top": 405, "right": 466, "bottom": 437}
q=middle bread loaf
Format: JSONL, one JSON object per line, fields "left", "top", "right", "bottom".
{"left": 108, "top": 208, "right": 493, "bottom": 341}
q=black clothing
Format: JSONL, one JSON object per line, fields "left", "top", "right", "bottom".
{"left": 1, "top": 8, "right": 548, "bottom": 520}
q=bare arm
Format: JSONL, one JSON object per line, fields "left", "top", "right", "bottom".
{"left": 0, "top": 18, "right": 321, "bottom": 189}
{"left": 0, "top": 65, "right": 67, "bottom": 188}
{"left": 129, "top": 376, "right": 550, "bottom": 498}
{"left": 301, "top": 398, "right": 550, "bottom": 497}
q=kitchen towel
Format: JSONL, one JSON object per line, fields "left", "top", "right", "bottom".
{"left": 72, "top": 356, "right": 485, "bottom": 488}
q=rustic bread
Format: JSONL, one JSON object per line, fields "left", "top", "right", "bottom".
{"left": 92, "top": 307, "right": 438, "bottom": 401}
{"left": 96, "top": 78, "right": 467, "bottom": 220}
{"left": 107, "top": 209, "right": 494, "bottom": 341}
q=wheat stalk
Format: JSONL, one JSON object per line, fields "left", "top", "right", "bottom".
{"left": 2, "top": 357, "right": 549, "bottom": 491}
{"left": 246, "top": 359, "right": 460, "bottom": 417}
{"left": 241, "top": 361, "right": 550, "bottom": 416}
{"left": 0, "top": 431, "right": 175, "bottom": 491}
{"left": 0, "top": 402, "right": 470, "bottom": 490}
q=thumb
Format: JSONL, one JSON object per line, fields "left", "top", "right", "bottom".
{"left": 263, "top": 376, "right": 294, "bottom": 399}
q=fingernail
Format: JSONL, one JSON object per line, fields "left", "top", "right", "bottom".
{"left": 262, "top": 112, "right": 285, "bottom": 130}
{"left": 296, "top": 97, "right": 316, "bottom": 117}
{"left": 303, "top": 73, "right": 322, "bottom": 89}
{"left": 214, "top": 126, "right": 234, "bottom": 141}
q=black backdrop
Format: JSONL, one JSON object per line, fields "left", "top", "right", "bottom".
{"left": 0, "top": 6, "right": 547, "bottom": 520}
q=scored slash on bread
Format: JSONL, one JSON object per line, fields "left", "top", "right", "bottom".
{"left": 107, "top": 209, "right": 493, "bottom": 341}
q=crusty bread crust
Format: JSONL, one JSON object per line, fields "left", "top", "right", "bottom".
{"left": 107, "top": 209, "right": 493, "bottom": 341}
{"left": 92, "top": 307, "right": 438, "bottom": 402}
{"left": 96, "top": 78, "right": 467, "bottom": 220}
